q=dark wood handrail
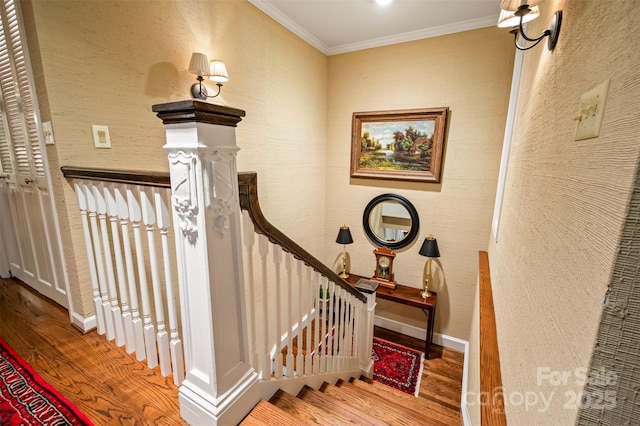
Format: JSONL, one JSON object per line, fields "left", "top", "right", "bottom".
{"left": 61, "top": 166, "right": 170, "bottom": 188}
{"left": 479, "top": 251, "right": 507, "bottom": 425}
{"left": 239, "top": 172, "right": 366, "bottom": 302}
{"left": 60, "top": 166, "right": 366, "bottom": 303}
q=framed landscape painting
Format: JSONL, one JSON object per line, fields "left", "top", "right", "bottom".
{"left": 350, "top": 107, "right": 449, "bottom": 183}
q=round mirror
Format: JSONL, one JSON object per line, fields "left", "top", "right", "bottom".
{"left": 362, "top": 194, "right": 420, "bottom": 250}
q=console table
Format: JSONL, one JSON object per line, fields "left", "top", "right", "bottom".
{"left": 345, "top": 274, "right": 437, "bottom": 359}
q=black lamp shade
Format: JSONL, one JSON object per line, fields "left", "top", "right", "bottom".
{"left": 336, "top": 226, "right": 353, "bottom": 244}
{"left": 419, "top": 237, "right": 440, "bottom": 258}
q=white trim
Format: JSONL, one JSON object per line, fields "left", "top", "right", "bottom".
{"left": 491, "top": 39, "right": 525, "bottom": 241}
{"left": 373, "top": 314, "right": 467, "bottom": 352}
{"left": 0, "top": 219, "right": 9, "bottom": 277}
{"left": 248, "top": 0, "right": 329, "bottom": 54}
{"left": 328, "top": 16, "right": 497, "bottom": 56}
{"left": 70, "top": 311, "right": 97, "bottom": 333}
{"left": 461, "top": 339, "right": 472, "bottom": 425}
{"left": 248, "top": 0, "right": 496, "bottom": 56}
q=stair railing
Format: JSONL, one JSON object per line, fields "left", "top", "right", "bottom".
{"left": 61, "top": 166, "right": 185, "bottom": 386}
{"left": 238, "top": 172, "right": 372, "bottom": 383}
{"left": 62, "top": 99, "right": 375, "bottom": 425}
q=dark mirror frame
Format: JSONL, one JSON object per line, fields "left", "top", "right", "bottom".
{"left": 362, "top": 193, "right": 420, "bottom": 250}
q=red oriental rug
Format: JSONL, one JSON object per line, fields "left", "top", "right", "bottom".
{"left": 0, "top": 337, "right": 93, "bottom": 425}
{"left": 372, "top": 337, "right": 424, "bottom": 397}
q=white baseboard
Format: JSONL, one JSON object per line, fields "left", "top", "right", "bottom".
{"left": 70, "top": 311, "right": 97, "bottom": 333}
{"left": 373, "top": 315, "right": 467, "bottom": 352}
{"left": 460, "top": 339, "right": 472, "bottom": 425}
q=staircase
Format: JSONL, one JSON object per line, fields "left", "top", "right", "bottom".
{"left": 241, "top": 376, "right": 457, "bottom": 425}
{"left": 245, "top": 324, "right": 463, "bottom": 425}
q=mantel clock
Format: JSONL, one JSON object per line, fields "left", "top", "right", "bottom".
{"left": 372, "top": 246, "right": 397, "bottom": 289}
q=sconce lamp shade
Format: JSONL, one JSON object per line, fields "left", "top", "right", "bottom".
{"left": 188, "top": 53, "right": 228, "bottom": 99}
{"left": 497, "top": 5, "right": 539, "bottom": 27}
{"left": 336, "top": 226, "right": 354, "bottom": 245}
{"left": 500, "top": 0, "right": 544, "bottom": 12}
{"left": 188, "top": 52, "right": 210, "bottom": 76}
{"left": 209, "top": 60, "right": 229, "bottom": 83}
{"left": 419, "top": 236, "right": 440, "bottom": 258}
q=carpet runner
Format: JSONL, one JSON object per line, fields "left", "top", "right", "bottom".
{"left": 372, "top": 337, "right": 424, "bottom": 397}
{"left": 0, "top": 337, "right": 93, "bottom": 425}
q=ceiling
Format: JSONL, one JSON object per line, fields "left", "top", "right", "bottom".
{"left": 248, "top": 0, "right": 502, "bottom": 55}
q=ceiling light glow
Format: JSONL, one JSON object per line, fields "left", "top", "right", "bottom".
{"left": 375, "top": 0, "right": 393, "bottom": 5}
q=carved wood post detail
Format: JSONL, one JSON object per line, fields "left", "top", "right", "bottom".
{"left": 153, "top": 100, "right": 259, "bottom": 426}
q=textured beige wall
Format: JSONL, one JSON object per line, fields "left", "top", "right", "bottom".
{"left": 24, "top": 0, "right": 328, "bottom": 315}
{"left": 488, "top": 0, "right": 640, "bottom": 424}
{"left": 325, "top": 27, "right": 514, "bottom": 341}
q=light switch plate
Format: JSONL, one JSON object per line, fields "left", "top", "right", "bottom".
{"left": 575, "top": 79, "right": 610, "bottom": 141}
{"left": 42, "top": 121, "right": 54, "bottom": 145}
{"left": 92, "top": 125, "right": 111, "bottom": 148}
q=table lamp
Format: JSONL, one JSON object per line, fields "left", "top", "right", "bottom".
{"left": 336, "top": 225, "right": 353, "bottom": 278}
{"left": 419, "top": 235, "right": 440, "bottom": 298}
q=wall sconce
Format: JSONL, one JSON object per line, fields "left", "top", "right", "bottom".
{"left": 188, "top": 52, "right": 229, "bottom": 100}
{"left": 336, "top": 225, "right": 354, "bottom": 279}
{"left": 419, "top": 235, "right": 440, "bottom": 298}
{"left": 498, "top": 0, "right": 562, "bottom": 51}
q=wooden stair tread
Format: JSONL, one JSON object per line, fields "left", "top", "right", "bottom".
{"left": 297, "top": 385, "right": 388, "bottom": 426}
{"left": 269, "top": 389, "right": 348, "bottom": 425}
{"left": 352, "top": 376, "right": 462, "bottom": 416}
{"left": 240, "top": 400, "right": 307, "bottom": 426}
{"left": 320, "top": 381, "right": 428, "bottom": 426}
{"left": 347, "top": 378, "right": 461, "bottom": 424}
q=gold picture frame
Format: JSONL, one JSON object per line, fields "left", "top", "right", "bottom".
{"left": 350, "top": 107, "right": 449, "bottom": 183}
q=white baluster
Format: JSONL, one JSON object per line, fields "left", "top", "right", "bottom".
{"left": 340, "top": 288, "right": 349, "bottom": 371}
{"left": 319, "top": 276, "right": 327, "bottom": 374}
{"left": 103, "top": 184, "right": 126, "bottom": 347}
{"left": 284, "top": 252, "right": 294, "bottom": 378}
{"left": 295, "top": 260, "right": 304, "bottom": 377}
{"left": 346, "top": 295, "right": 355, "bottom": 367}
{"left": 304, "top": 267, "right": 312, "bottom": 376}
{"left": 140, "top": 187, "right": 171, "bottom": 376}
{"left": 93, "top": 182, "right": 120, "bottom": 342}
{"left": 347, "top": 294, "right": 357, "bottom": 367}
{"left": 74, "top": 180, "right": 104, "bottom": 335}
{"left": 327, "top": 280, "right": 336, "bottom": 373}
{"left": 332, "top": 288, "right": 341, "bottom": 371}
{"left": 110, "top": 183, "right": 136, "bottom": 353}
{"left": 242, "top": 212, "right": 257, "bottom": 370}
{"left": 127, "top": 185, "right": 158, "bottom": 369}
{"left": 115, "top": 184, "right": 145, "bottom": 359}
{"left": 272, "top": 245, "right": 283, "bottom": 379}
{"left": 154, "top": 187, "right": 184, "bottom": 385}
{"left": 352, "top": 295, "right": 360, "bottom": 361}
{"left": 258, "top": 234, "right": 270, "bottom": 379}
{"left": 85, "top": 182, "right": 112, "bottom": 337}
{"left": 313, "top": 272, "right": 321, "bottom": 375}
{"left": 350, "top": 297, "right": 360, "bottom": 371}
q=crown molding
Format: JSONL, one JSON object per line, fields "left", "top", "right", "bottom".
{"left": 327, "top": 15, "right": 498, "bottom": 55}
{"left": 248, "top": 0, "right": 330, "bottom": 54}
{"left": 248, "top": 0, "right": 497, "bottom": 56}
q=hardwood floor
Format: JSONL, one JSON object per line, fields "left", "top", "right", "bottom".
{"left": 0, "top": 277, "right": 464, "bottom": 425}
{"left": 374, "top": 326, "right": 464, "bottom": 418}
{"left": 0, "top": 277, "right": 185, "bottom": 425}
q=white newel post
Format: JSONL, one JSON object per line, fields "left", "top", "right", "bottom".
{"left": 153, "top": 100, "right": 259, "bottom": 425}
{"left": 359, "top": 291, "right": 376, "bottom": 378}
